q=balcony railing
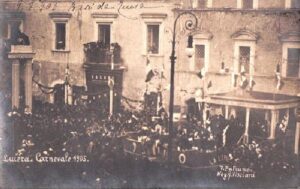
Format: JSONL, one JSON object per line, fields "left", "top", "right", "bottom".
{"left": 83, "top": 42, "right": 121, "bottom": 64}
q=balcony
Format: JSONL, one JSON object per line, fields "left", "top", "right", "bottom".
{"left": 83, "top": 41, "right": 121, "bottom": 65}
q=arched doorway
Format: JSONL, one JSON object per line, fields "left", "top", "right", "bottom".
{"left": 49, "top": 79, "right": 65, "bottom": 104}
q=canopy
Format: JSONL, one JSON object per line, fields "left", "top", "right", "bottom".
{"left": 206, "top": 90, "right": 299, "bottom": 110}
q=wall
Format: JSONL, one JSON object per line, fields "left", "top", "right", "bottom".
{"left": 258, "top": 0, "right": 285, "bottom": 8}
{"left": 1, "top": 0, "right": 299, "bottom": 108}
{"left": 1, "top": 0, "right": 179, "bottom": 105}
{"left": 175, "top": 9, "right": 300, "bottom": 105}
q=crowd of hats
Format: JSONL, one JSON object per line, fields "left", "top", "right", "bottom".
{"left": 3, "top": 98, "right": 297, "bottom": 181}
{"left": 8, "top": 102, "right": 148, "bottom": 163}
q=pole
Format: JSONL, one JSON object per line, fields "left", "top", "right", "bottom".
{"left": 168, "top": 52, "right": 176, "bottom": 164}
{"left": 168, "top": 11, "right": 198, "bottom": 164}
{"left": 108, "top": 76, "right": 114, "bottom": 115}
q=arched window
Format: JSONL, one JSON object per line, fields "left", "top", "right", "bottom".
{"left": 231, "top": 29, "right": 259, "bottom": 75}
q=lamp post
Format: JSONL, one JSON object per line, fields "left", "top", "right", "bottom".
{"left": 168, "top": 12, "right": 198, "bottom": 164}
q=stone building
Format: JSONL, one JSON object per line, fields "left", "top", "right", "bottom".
{"left": 1, "top": 0, "right": 299, "bottom": 104}
{"left": 175, "top": 0, "right": 299, "bottom": 101}
{"left": 174, "top": 0, "right": 300, "bottom": 147}
{"left": 0, "top": 0, "right": 182, "bottom": 107}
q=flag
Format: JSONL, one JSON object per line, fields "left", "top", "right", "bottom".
{"left": 249, "top": 77, "right": 255, "bottom": 89}
{"left": 249, "top": 79, "right": 255, "bottom": 89}
{"left": 197, "top": 71, "right": 203, "bottom": 79}
{"left": 275, "top": 72, "right": 283, "bottom": 90}
{"left": 145, "top": 70, "right": 155, "bottom": 82}
{"left": 276, "top": 63, "right": 280, "bottom": 73}
{"left": 240, "top": 74, "right": 248, "bottom": 89}
{"left": 161, "top": 71, "right": 166, "bottom": 79}
{"left": 207, "top": 81, "right": 212, "bottom": 89}
{"left": 197, "top": 68, "right": 206, "bottom": 79}
{"left": 221, "top": 62, "right": 225, "bottom": 70}
{"left": 146, "top": 56, "right": 150, "bottom": 65}
{"left": 276, "top": 79, "right": 283, "bottom": 90}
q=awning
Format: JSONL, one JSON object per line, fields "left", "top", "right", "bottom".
{"left": 206, "top": 90, "right": 299, "bottom": 110}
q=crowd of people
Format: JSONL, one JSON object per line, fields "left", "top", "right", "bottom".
{"left": 1, "top": 96, "right": 297, "bottom": 181}
{"left": 7, "top": 102, "right": 148, "bottom": 165}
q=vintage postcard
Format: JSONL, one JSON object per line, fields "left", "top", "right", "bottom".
{"left": 0, "top": 0, "right": 299, "bottom": 188}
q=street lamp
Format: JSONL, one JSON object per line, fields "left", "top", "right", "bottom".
{"left": 168, "top": 12, "right": 198, "bottom": 164}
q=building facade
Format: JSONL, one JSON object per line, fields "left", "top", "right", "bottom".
{"left": 1, "top": 0, "right": 299, "bottom": 109}
{"left": 175, "top": 0, "right": 300, "bottom": 104}
{"left": 174, "top": 0, "right": 300, "bottom": 147}
{"left": 1, "top": 0, "right": 182, "bottom": 107}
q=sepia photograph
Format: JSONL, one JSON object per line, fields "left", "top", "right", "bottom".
{"left": 0, "top": 0, "right": 299, "bottom": 188}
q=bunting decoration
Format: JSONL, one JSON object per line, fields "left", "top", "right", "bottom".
{"left": 207, "top": 81, "right": 212, "bottom": 89}
{"left": 220, "top": 61, "right": 226, "bottom": 73}
{"left": 276, "top": 74, "right": 283, "bottom": 90}
{"left": 197, "top": 68, "right": 206, "bottom": 79}
{"left": 197, "top": 70, "right": 203, "bottom": 79}
{"left": 240, "top": 73, "right": 248, "bottom": 89}
{"left": 249, "top": 76, "right": 255, "bottom": 90}
{"left": 145, "top": 70, "right": 156, "bottom": 82}
{"left": 275, "top": 64, "right": 283, "bottom": 90}
{"left": 232, "top": 73, "right": 238, "bottom": 87}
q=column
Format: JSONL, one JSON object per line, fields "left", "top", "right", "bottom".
{"left": 270, "top": 109, "right": 279, "bottom": 139}
{"left": 203, "top": 103, "right": 207, "bottom": 125}
{"left": 295, "top": 122, "right": 300, "bottom": 155}
{"left": 64, "top": 84, "right": 68, "bottom": 105}
{"left": 109, "top": 87, "right": 114, "bottom": 115}
{"left": 244, "top": 108, "right": 250, "bottom": 144}
{"left": 285, "top": 109, "right": 290, "bottom": 125}
{"left": 230, "top": 107, "right": 237, "bottom": 119}
{"left": 156, "top": 94, "right": 161, "bottom": 115}
{"left": 225, "top": 105, "right": 229, "bottom": 119}
{"left": 264, "top": 110, "right": 270, "bottom": 121}
{"left": 108, "top": 76, "right": 114, "bottom": 115}
{"left": 265, "top": 110, "right": 270, "bottom": 134}
{"left": 11, "top": 59, "right": 20, "bottom": 109}
{"left": 24, "top": 59, "right": 33, "bottom": 112}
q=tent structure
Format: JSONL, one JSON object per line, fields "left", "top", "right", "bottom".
{"left": 205, "top": 89, "right": 299, "bottom": 145}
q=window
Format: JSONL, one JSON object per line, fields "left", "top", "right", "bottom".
{"left": 234, "top": 43, "right": 254, "bottom": 74}
{"left": 242, "top": 0, "right": 253, "bottom": 8}
{"left": 147, "top": 24, "right": 160, "bottom": 54}
{"left": 237, "top": 0, "right": 258, "bottom": 9}
{"left": 49, "top": 12, "right": 71, "bottom": 51}
{"left": 286, "top": 48, "right": 300, "bottom": 77}
{"left": 198, "top": 0, "right": 208, "bottom": 8}
{"left": 195, "top": 45, "right": 205, "bottom": 70}
{"left": 92, "top": 13, "right": 118, "bottom": 46}
{"left": 55, "top": 23, "right": 66, "bottom": 50}
{"left": 141, "top": 13, "right": 167, "bottom": 55}
{"left": 191, "top": 32, "right": 212, "bottom": 72}
{"left": 0, "top": 20, "right": 23, "bottom": 39}
{"left": 239, "top": 46, "right": 251, "bottom": 73}
{"left": 291, "top": 0, "right": 300, "bottom": 8}
{"left": 192, "top": 0, "right": 212, "bottom": 8}
{"left": 280, "top": 32, "right": 300, "bottom": 78}
{"left": 98, "top": 24, "right": 111, "bottom": 48}
{"left": 232, "top": 29, "right": 258, "bottom": 76}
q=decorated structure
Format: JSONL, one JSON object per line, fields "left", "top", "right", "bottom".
{"left": 83, "top": 42, "right": 124, "bottom": 113}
